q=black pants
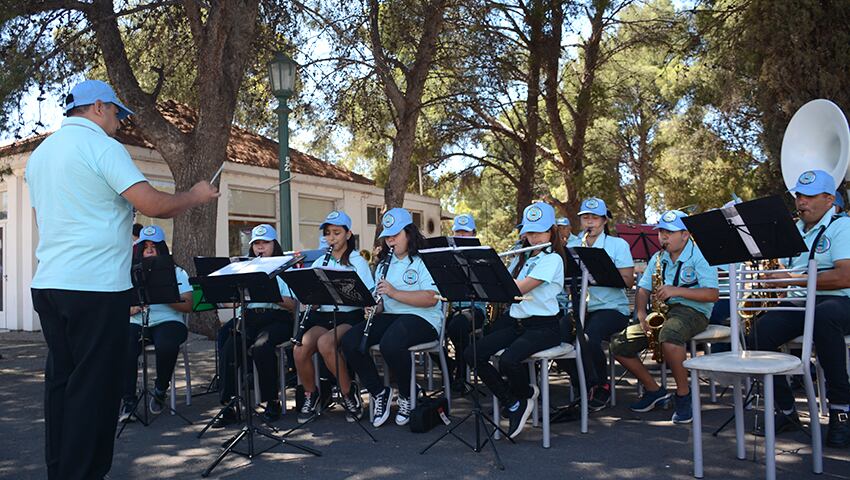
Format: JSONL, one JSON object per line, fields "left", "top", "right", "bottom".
{"left": 123, "top": 321, "right": 189, "bottom": 401}
{"left": 465, "top": 314, "right": 561, "bottom": 407}
{"left": 219, "top": 309, "right": 293, "bottom": 404}
{"left": 444, "top": 307, "right": 485, "bottom": 381}
{"left": 33, "top": 288, "right": 131, "bottom": 480}
{"left": 750, "top": 296, "right": 850, "bottom": 410}
{"left": 340, "top": 313, "right": 438, "bottom": 398}
{"left": 584, "top": 309, "right": 629, "bottom": 387}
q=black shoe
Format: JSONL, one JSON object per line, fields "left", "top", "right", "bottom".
{"left": 119, "top": 399, "right": 136, "bottom": 423}
{"left": 343, "top": 382, "right": 363, "bottom": 422}
{"left": 753, "top": 410, "right": 801, "bottom": 437}
{"left": 149, "top": 388, "right": 167, "bottom": 415}
{"left": 826, "top": 409, "right": 850, "bottom": 448}
{"left": 507, "top": 385, "right": 539, "bottom": 439}
{"left": 263, "top": 400, "right": 282, "bottom": 423}
{"left": 371, "top": 387, "right": 394, "bottom": 428}
{"left": 589, "top": 384, "right": 611, "bottom": 412}
{"left": 298, "top": 391, "right": 320, "bottom": 424}
{"left": 211, "top": 406, "right": 238, "bottom": 428}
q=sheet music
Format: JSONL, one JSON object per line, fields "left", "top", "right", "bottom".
{"left": 209, "top": 255, "right": 297, "bottom": 277}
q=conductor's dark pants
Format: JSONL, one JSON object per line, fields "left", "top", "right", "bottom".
{"left": 32, "top": 288, "right": 131, "bottom": 480}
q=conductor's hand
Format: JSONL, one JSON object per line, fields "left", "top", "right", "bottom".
{"left": 189, "top": 181, "right": 220, "bottom": 205}
{"left": 375, "top": 279, "right": 397, "bottom": 298}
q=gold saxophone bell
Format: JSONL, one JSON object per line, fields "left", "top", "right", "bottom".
{"left": 739, "top": 258, "right": 782, "bottom": 334}
{"left": 645, "top": 245, "right": 668, "bottom": 363}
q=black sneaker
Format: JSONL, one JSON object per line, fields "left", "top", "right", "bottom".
{"left": 298, "top": 391, "right": 320, "bottom": 424}
{"left": 589, "top": 384, "right": 611, "bottom": 412}
{"left": 263, "top": 399, "right": 282, "bottom": 423}
{"left": 507, "top": 385, "right": 539, "bottom": 439}
{"left": 343, "top": 383, "right": 363, "bottom": 422}
{"left": 753, "top": 410, "right": 802, "bottom": 437}
{"left": 149, "top": 388, "right": 167, "bottom": 415}
{"left": 211, "top": 406, "right": 238, "bottom": 429}
{"left": 119, "top": 399, "right": 136, "bottom": 423}
{"left": 826, "top": 409, "right": 850, "bottom": 448}
{"left": 371, "top": 387, "right": 393, "bottom": 428}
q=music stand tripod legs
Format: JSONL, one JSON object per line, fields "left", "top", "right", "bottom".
{"left": 117, "top": 306, "right": 192, "bottom": 439}
{"left": 202, "top": 289, "right": 322, "bottom": 478}
{"left": 421, "top": 299, "right": 514, "bottom": 471}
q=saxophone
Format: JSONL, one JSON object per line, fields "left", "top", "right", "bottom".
{"left": 645, "top": 246, "right": 668, "bottom": 364}
{"left": 739, "top": 258, "right": 781, "bottom": 335}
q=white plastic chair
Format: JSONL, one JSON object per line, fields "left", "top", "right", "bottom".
{"left": 683, "top": 261, "right": 822, "bottom": 480}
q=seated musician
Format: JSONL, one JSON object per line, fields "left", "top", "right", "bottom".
{"left": 293, "top": 210, "right": 374, "bottom": 424}
{"left": 213, "top": 224, "right": 296, "bottom": 427}
{"left": 441, "top": 213, "right": 486, "bottom": 394}
{"left": 120, "top": 225, "right": 192, "bottom": 422}
{"left": 567, "top": 197, "right": 635, "bottom": 411}
{"left": 750, "top": 170, "right": 850, "bottom": 448}
{"left": 556, "top": 216, "right": 579, "bottom": 245}
{"left": 611, "top": 210, "right": 718, "bottom": 424}
{"left": 340, "top": 208, "right": 442, "bottom": 428}
{"left": 465, "top": 202, "right": 565, "bottom": 439}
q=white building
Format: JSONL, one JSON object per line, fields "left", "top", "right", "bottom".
{"left": 0, "top": 101, "right": 442, "bottom": 331}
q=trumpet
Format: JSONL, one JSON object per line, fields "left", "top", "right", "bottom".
{"left": 358, "top": 245, "right": 394, "bottom": 353}
{"left": 291, "top": 244, "right": 334, "bottom": 346}
{"left": 497, "top": 242, "right": 552, "bottom": 258}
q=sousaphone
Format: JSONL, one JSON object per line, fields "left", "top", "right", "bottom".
{"left": 781, "top": 99, "right": 850, "bottom": 190}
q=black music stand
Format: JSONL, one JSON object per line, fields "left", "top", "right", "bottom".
{"left": 195, "top": 256, "right": 322, "bottom": 478}
{"left": 616, "top": 223, "right": 662, "bottom": 261}
{"left": 117, "top": 254, "right": 192, "bottom": 438}
{"left": 681, "top": 197, "right": 806, "bottom": 439}
{"left": 280, "top": 267, "right": 378, "bottom": 441}
{"left": 418, "top": 246, "right": 522, "bottom": 471}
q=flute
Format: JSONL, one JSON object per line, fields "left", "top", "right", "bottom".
{"left": 291, "top": 245, "right": 334, "bottom": 345}
{"left": 497, "top": 242, "right": 552, "bottom": 258}
{"left": 358, "top": 245, "right": 394, "bottom": 353}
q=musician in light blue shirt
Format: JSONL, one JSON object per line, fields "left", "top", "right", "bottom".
{"left": 340, "top": 208, "right": 441, "bottom": 429}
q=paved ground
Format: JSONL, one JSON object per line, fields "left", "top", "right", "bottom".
{"left": 1, "top": 330, "right": 848, "bottom": 479}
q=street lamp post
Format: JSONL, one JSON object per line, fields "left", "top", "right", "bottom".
{"left": 268, "top": 51, "right": 297, "bottom": 250}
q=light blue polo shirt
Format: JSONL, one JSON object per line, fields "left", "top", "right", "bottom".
{"left": 312, "top": 250, "right": 375, "bottom": 312}
{"left": 638, "top": 239, "right": 718, "bottom": 318}
{"left": 378, "top": 253, "right": 442, "bottom": 333}
{"left": 25, "top": 117, "right": 147, "bottom": 291}
{"left": 239, "top": 276, "right": 293, "bottom": 313}
{"left": 510, "top": 250, "right": 564, "bottom": 318}
{"left": 131, "top": 266, "right": 192, "bottom": 327}
{"left": 567, "top": 233, "right": 634, "bottom": 315}
{"left": 788, "top": 209, "right": 850, "bottom": 298}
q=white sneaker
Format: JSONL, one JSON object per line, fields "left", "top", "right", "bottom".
{"left": 395, "top": 395, "right": 412, "bottom": 426}
{"left": 371, "top": 387, "right": 393, "bottom": 428}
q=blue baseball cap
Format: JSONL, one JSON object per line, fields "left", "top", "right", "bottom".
{"left": 834, "top": 190, "right": 845, "bottom": 210}
{"left": 655, "top": 210, "right": 688, "bottom": 232}
{"left": 64, "top": 80, "right": 134, "bottom": 120}
{"left": 555, "top": 217, "right": 570, "bottom": 226}
{"left": 379, "top": 208, "right": 413, "bottom": 238}
{"left": 519, "top": 202, "right": 556, "bottom": 235}
{"left": 790, "top": 169, "right": 836, "bottom": 196}
{"left": 250, "top": 224, "right": 277, "bottom": 244}
{"left": 578, "top": 197, "right": 607, "bottom": 216}
{"left": 452, "top": 214, "right": 476, "bottom": 232}
{"left": 320, "top": 210, "right": 352, "bottom": 230}
{"left": 137, "top": 225, "right": 165, "bottom": 243}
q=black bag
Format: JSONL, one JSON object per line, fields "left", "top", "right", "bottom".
{"left": 409, "top": 396, "right": 450, "bottom": 433}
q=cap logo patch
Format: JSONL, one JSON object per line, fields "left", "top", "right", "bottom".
{"left": 815, "top": 236, "right": 831, "bottom": 254}
{"left": 403, "top": 269, "right": 419, "bottom": 285}
{"left": 662, "top": 211, "right": 678, "bottom": 223}
{"left": 585, "top": 199, "right": 599, "bottom": 209}
{"left": 254, "top": 225, "right": 267, "bottom": 236}
{"left": 799, "top": 171, "right": 816, "bottom": 185}
{"left": 457, "top": 215, "right": 470, "bottom": 225}
{"left": 382, "top": 214, "right": 395, "bottom": 228}
{"left": 327, "top": 211, "right": 340, "bottom": 220}
{"left": 142, "top": 226, "right": 157, "bottom": 236}
{"left": 525, "top": 206, "right": 543, "bottom": 222}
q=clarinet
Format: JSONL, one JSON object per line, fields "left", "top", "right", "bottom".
{"left": 358, "top": 245, "right": 394, "bottom": 353}
{"left": 291, "top": 245, "right": 334, "bottom": 345}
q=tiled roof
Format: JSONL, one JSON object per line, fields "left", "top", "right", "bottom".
{"left": 0, "top": 100, "right": 374, "bottom": 186}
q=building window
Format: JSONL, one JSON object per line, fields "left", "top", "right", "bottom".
{"left": 134, "top": 181, "right": 174, "bottom": 243}
{"left": 367, "top": 205, "right": 382, "bottom": 225}
{"left": 411, "top": 211, "right": 423, "bottom": 229}
{"left": 228, "top": 187, "right": 277, "bottom": 256}
{"left": 299, "top": 196, "right": 335, "bottom": 250}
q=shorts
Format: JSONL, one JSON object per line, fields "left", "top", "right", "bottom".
{"left": 610, "top": 304, "right": 708, "bottom": 358}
